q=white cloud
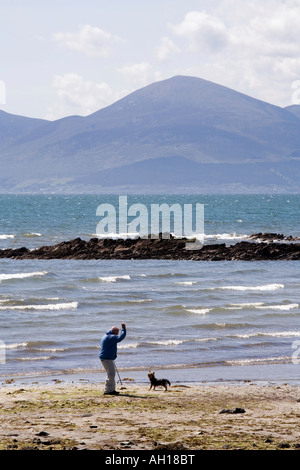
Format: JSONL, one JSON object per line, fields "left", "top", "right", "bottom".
{"left": 157, "top": 37, "right": 180, "bottom": 61}
{"left": 229, "top": 3, "right": 300, "bottom": 58}
{"left": 274, "top": 58, "right": 300, "bottom": 78}
{"left": 166, "top": 3, "right": 300, "bottom": 106}
{"left": 53, "top": 24, "right": 122, "bottom": 57}
{"left": 250, "top": 3, "right": 300, "bottom": 47}
{"left": 118, "top": 62, "right": 152, "bottom": 88}
{"left": 170, "top": 11, "right": 229, "bottom": 52}
{"left": 45, "top": 73, "right": 125, "bottom": 120}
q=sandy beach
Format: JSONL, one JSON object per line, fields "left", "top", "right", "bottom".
{"left": 1, "top": 380, "right": 300, "bottom": 451}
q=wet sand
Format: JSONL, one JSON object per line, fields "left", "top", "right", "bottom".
{"left": 0, "top": 381, "right": 300, "bottom": 450}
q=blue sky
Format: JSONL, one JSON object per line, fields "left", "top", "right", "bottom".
{"left": 1, "top": 0, "right": 300, "bottom": 120}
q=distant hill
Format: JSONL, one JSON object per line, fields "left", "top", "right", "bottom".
{"left": 285, "top": 104, "right": 300, "bottom": 119}
{"left": 1, "top": 75, "right": 300, "bottom": 193}
{"left": 0, "top": 110, "right": 47, "bottom": 150}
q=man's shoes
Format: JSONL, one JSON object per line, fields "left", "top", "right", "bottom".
{"left": 104, "top": 390, "right": 120, "bottom": 395}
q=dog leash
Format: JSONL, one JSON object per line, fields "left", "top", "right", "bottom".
{"left": 115, "top": 364, "right": 122, "bottom": 386}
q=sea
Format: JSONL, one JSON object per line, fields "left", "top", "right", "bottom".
{"left": 0, "top": 193, "right": 300, "bottom": 386}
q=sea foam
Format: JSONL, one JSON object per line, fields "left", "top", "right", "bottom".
{"left": 0, "top": 271, "right": 47, "bottom": 283}
{"left": 98, "top": 275, "right": 131, "bottom": 282}
{"left": 218, "top": 283, "right": 284, "bottom": 291}
{"left": 0, "top": 234, "right": 15, "bottom": 239}
{"left": 186, "top": 308, "right": 211, "bottom": 314}
{"left": 0, "top": 301, "right": 78, "bottom": 311}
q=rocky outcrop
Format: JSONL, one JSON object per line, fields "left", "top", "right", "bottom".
{"left": 1, "top": 233, "right": 300, "bottom": 261}
{"left": 249, "top": 233, "right": 300, "bottom": 242}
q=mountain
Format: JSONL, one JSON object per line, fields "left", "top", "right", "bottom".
{"left": 1, "top": 75, "right": 300, "bottom": 193}
{"left": 0, "top": 110, "right": 47, "bottom": 150}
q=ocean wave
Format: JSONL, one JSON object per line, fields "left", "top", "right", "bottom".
{"left": 191, "top": 337, "right": 218, "bottom": 342}
{"left": 148, "top": 338, "right": 216, "bottom": 346}
{"left": 150, "top": 339, "right": 185, "bottom": 346}
{"left": 1, "top": 342, "right": 27, "bottom": 349}
{"left": 228, "top": 302, "right": 265, "bottom": 309}
{"left": 205, "top": 232, "right": 249, "bottom": 241}
{"left": 35, "top": 347, "right": 65, "bottom": 352}
{"left": 186, "top": 308, "right": 211, "bottom": 315}
{"left": 256, "top": 303, "right": 299, "bottom": 311}
{"left": 118, "top": 342, "right": 139, "bottom": 349}
{"left": 175, "top": 281, "right": 197, "bottom": 286}
{"left": 0, "top": 271, "right": 48, "bottom": 283}
{"left": 13, "top": 341, "right": 65, "bottom": 352}
{"left": 233, "top": 330, "right": 300, "bottom": 339}
{"left": 0, "top": 301, "right": 78, "bottom": 311}
{"left": 15, "top": 356, "right": 53, "bottom": 362}
{"left": 217, "top": 283, "right": 284, "bottom": 291}
{"left": 164, "top": 304, "right": 186, "bottom": 313}
{"left": 261, "top": 331, "right": 300, "bottom": 337}
{"left": 148, "top": 272, "right": 188, "bottom": 279}
{"left": 0, "top": 234, "right": 15, "bottom": 239}
{"left": 94, "top": 232, "right": 139, "bottom": 239}
{"left": 227, "top": 302, "right": 298, "bottom": 311}
{"left": 225, "top": 356, "right": 291, "bottom": 366}
{"left": 98, "top": 275, "right": 131, "bottom": 283}
{"left": 23, "top": 232, "right": 42, "bottom": 237}
{"left": 115, "top": 340, "right": 186, "bottom": 350}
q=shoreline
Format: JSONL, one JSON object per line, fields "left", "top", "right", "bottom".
{"left": 1, "top": 381, "right": 300, "bottom": 450}
{"left": 2, "top": 361, "right": 300, "bottom": 388}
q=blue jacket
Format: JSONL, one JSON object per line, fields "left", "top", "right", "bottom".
{"left": 99, "top": 328, "right": 126, "bottom": 360}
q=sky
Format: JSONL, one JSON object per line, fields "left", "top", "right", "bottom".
{"left": 1, "top": 0, "right": 300, "bottom": 120}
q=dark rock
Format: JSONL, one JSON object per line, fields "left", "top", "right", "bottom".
{"left": 219, "top": 407, "right": 246, "bottom": 414}
{"left": 1, "top": 234, "right": 300, "bottom": 261}
{"left": 120, "top": 440, "right": 135, "bottom": 448}
{"left": 250, "top": 233, "right": 300, "bottom": 242}
{"left": 277, "top": 442, "right": 291, "bottom": 449}
{"left": 36, "top": 431, "right": 49, "bottom": 436}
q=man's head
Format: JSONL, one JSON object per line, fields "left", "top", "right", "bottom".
{"left": 111, "top": 326, "right": 119, "bottom": 335}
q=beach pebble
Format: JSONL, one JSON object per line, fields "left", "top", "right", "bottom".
{"left": 120, "top": 440, "right": 135, "bottom": 447}
{"left": 219, "top": 407, "right": 245, "bottom": 414}
{"left": 277, "top": 442, "right": 291, "bottom": 449}
{"left": 36, "top": 431, "right": 49, "bottom": 436}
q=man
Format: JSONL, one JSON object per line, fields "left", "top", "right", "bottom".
{"left": 99, "top": 323, "right": 126, "bottom": 395}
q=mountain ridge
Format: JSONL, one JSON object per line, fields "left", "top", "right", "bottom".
{"left": 1, "top": 75, "right": 300, "bottom": 193}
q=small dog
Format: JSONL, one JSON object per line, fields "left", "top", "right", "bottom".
{"left": 148, "top": 371, "right": 171, "bottom": 391}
